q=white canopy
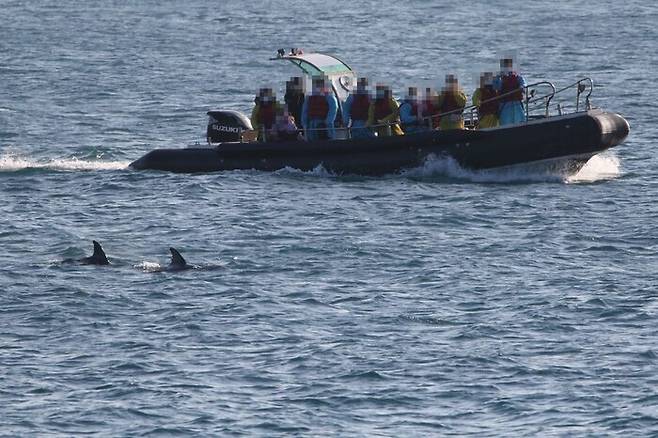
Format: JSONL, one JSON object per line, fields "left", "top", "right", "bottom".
{"left": 271, "top": 50, "right": 357, "bottom": 104}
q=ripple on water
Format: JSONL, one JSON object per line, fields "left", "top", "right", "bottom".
{"left": 0, "top": 0, "right": 654, "bottom": 435}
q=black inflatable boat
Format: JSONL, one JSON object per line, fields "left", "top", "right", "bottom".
{"left": 130, "top": 51, "right": 630, "bottom": 176}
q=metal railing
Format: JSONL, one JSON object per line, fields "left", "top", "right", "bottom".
{"left": 423, "top": 80, "right": 561, "bottom": 127}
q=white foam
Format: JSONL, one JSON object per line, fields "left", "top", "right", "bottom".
{"left": 399, "top": 154, "right": 558, "bottom": 183}
{"left": 402, "top": 153, "right": 621, "bottom": 184}
{"left": 0, "top": 154, "right": 130, "bottom": 172}
{"left": 268, "top": 153, "right": 619, "bottom": 184}
{"left": 274, "top": 163, "right": 335, "bottom": 177}
{"left": 566, "top": 153, "right": 621, "bottom": 184}
{"left": 135, "top": 261, "right": 162, "bottom": 272}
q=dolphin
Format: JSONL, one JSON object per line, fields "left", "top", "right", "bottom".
{"left": 137, "top": 247, "right": 198, "bottom": 272}
{"left": 79, "top": 240, "right": 110, "bottom": 265}
{"left": 167, "top": 247, "right": 190, "bottom": 271}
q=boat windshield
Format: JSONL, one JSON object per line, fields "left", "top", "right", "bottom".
{"left": 270, "top": 51, "right": 357, "bottom": 103}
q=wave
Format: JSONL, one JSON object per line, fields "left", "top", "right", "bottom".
{"left": 0, "top": 154, "right": 130, "bottom": 173}
{"left": 134, "top": 261, "right": 163, "bottom": 273}
{"left": 402, "top": 152, "right": 621, "bottom": 184}
{"left": 399, "top": 154, "right": 557, "bottom": 183}
{"left": 566, "top": 153, "right": 621, "bottom": 184}
{"left": 273, "top": 163, "right": 335, "bottom": 178}
{"left": 273, "top": 152, "right": 621, "bottom": 184}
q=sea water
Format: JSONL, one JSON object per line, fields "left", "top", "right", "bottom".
{"left": 1, "top": 0, "right": 657, "bottom": 435}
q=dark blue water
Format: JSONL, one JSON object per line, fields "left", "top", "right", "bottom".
{"left": 1, "top": 0, "right": 657, "bottom": 435}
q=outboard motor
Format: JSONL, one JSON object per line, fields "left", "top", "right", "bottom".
{"left": 206, "top": 110, "right": 253, "bottom": 143}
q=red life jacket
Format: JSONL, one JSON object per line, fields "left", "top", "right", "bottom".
{"left": 350, "top": 93, "right": 370, "bottom": 121}
{"left": 421, "top": 100, "right": 439, "bottom": 128}
{"left": 501, "top": 72, "right": 523, "bottom": 102}
{"left": 258, "top": 101, "right": 276, "bottom": 129}
{"left": 374, "top": 98, "right": 392, "bottom": 120}
{"left": 421, "top": 100, "right": 433, "bottom": 117}
{"left": 307, "top": 95, "right": 329, "bottom": 119}
{"left": 478, "top": 85, "right": 499, "bottom": 116}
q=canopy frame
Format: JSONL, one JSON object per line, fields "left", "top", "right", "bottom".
{"left": 270, "top": 50, "right": 357, "bottom": 105}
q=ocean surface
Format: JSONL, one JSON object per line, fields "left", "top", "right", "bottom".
{"left": 1, "top": 0, "right": 657, "bottom": 435}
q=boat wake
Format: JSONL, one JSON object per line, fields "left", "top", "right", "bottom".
{"left": 0, "top": 154, "right": 131, "bottom": 173}
{"left": 273, "top": 164, "right": 336, "bottom": 178}
{"left": 402, "top": 152, "right": 621, "bottom": 184}
{"left": 272, "top": 152, "right": 621, "bottom": 184}
{"left": 566, "top": 153, "right": 621, "bottom": 184}
{"left": 0, "top": 151, "right": 620, "bottom": 184}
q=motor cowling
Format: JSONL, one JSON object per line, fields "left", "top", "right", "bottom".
{"left": 207, "top": 110, "right": 253, "bottom": 143}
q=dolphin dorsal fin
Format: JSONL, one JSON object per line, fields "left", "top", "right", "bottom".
{"left": 169, "top": 247, "right": 187, "bottom": 267}
{"left": 91, "top": 240, "right": 109, "bottom": 265}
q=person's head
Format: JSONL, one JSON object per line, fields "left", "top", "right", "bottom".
{"left": 406, "top": 86, "right": 418, "bottom": 100}
{"left": 312, "top": 76, "right": 326, "bottom": 93}
{"left": 480, "top": 71, "right": 494, "bottom": 87}
{"left": 356, "top": 77, "right": 368, "bottom": 93}
{"left": 255, "top": 88, "right": 264, "bottom": 103}
{"left": 259, "top": 87, "right": 275, "bottom": 103}
{"left": 500, "top": 58, "right": 514, "bottom": 73}
{"left": 445, "top": 74, "right": 459, "bottom": 91}
{"left": 375, "top": 84, "right": 386, "bottom": 99}
{"left": 288, "top": 76, "right": 302, "bottom": 92}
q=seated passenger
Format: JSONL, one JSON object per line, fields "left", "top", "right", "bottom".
{"left": 250, "top": 87, "right": 280, "bottom": 141}
{"left": 399, "top": 87, "right": 426, "bottom": 134}
{"left": 342, "top": 77, "right": 375, "bottom": 139}
{"left": 493, "top": 58, "right": 527, "bottom": 126}
{"left": 271, "top": 107, "right": 299, "bottom": 142}
{"left": 284, "top": 76, "right": 305, "bottom": 129}
{"left": 422, "top": 87, "right": 440, "bottom": 129}
{"left": 437, "top": 75, "right": 467, "bottom": 130}
{"left": 301, "top": 76, "right": 338, "bottom": 141}
{"left": 367, "top": 85, "right": 403, "bottom": 137}
{"left": 472, "top": 72, "right": 500, "bottom": 129}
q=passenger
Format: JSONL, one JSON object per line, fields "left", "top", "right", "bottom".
{"left": 367, "top": 84, "right": 403, "bottom": 137}
{"left": 399, "top": 87, "right": 425, "bottom": 134}
{"left": 284, "top": 76, "right": 305, "bottom": 128}
{"left": 250, "top": 87, "right": 279, "bottom": 141}
{"left": 493, "top": 58, "right": 527, "bottom": 125}
{"left": 437, "top": 75, "right": 467, "bottom": 130}
{"left": 472, "top": 72, "right": 500, "bottom": 129}
{"left": 421, "top": 87, "right": 440, "bottom": 129}
{"left": 301, "top": 76, "right": 338, "bottom": 141}
{"left": 271, "top": 106, "right": 300, "bottom": 142}
{"left": 342, "top": 77, "right": 375, "bottom": 139}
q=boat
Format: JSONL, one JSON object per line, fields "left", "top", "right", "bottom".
{"left": 130, "top": 50, "right": 630, "bottom": 176}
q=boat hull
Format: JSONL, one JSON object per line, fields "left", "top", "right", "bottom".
{"left": 130, "top": 110, "right": 629, "bottom": 175}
